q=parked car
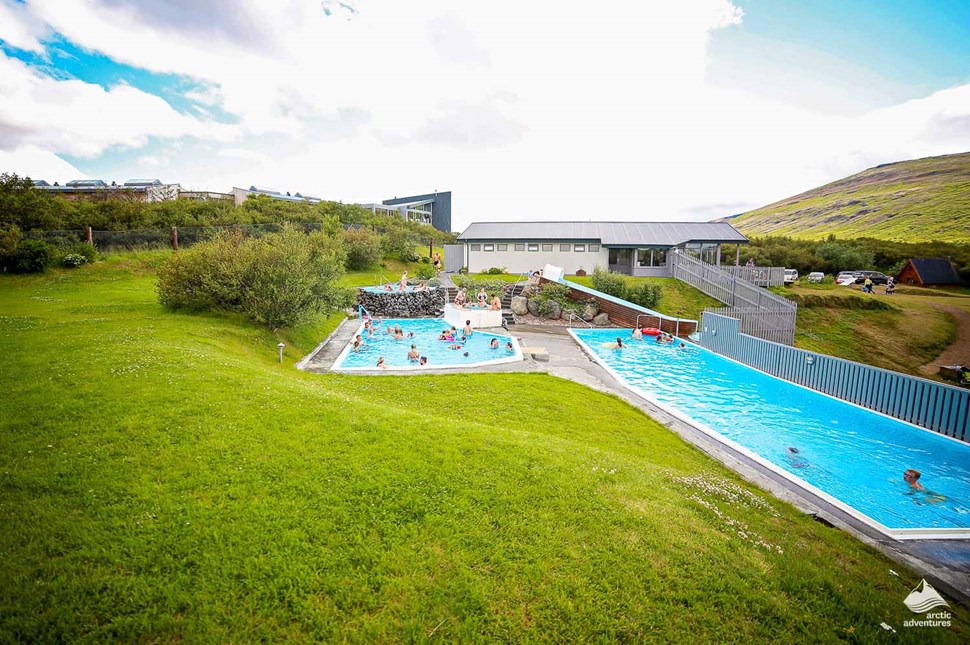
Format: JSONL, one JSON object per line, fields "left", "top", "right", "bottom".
{"left": 807, "top": 272, "right": 825, "bottom": 283}
{"left": 783, "top": 268, "right": 798, "bottom": 284}
{"left": 855, "top": 270, "right": 889, "bottom": 285}
{"left": 836, "top": 271, "right": 863, "bottom": 284}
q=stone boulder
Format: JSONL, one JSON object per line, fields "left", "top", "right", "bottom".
{"left": 527, "top": 298, "right": 541, "bottom": 317}
{"left": 582, "top": 303, "right": 599, "bottom": 321}
{"left": 593, "top": 312, "right": 611, "bottom": 326}
{"left": 519, "top": 284, "right": 536, "bottom": 298}
{"left": 511, "top": 295, "right": 529, "bottom": 315}
{"left": 542, "top": 300, "right": 562, "bottom": 320}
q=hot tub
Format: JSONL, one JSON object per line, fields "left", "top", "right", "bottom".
{"left": 444, "top": 303, "right": 504, "bottom": 328}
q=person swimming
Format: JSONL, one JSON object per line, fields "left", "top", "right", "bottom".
{"left": 376, "top": 356, "right": 386, "bottom": 368}
{"left": 632, "top": 328, "right": 643, "bottom": 340}
{"left": 506, "top": 341, "right": 515, "bottom": 353}
{"left": 602, "top": 337, "right": 624, "bottom": 350}
{"left": 463, "top": 320, "right": 473, "bottom": 336}
{"left": 785, "top": 446, "right": 808, "bottom": 469}
{"left": 903, "top": 468, "right": 946, "bottom": 503}
{"left": 407, "top": 344, "right": 420, "bottom": 362}
{"left": 448, "top": 343, "right": 463, "bottom": 350}
{"left": 490, "top": 338, "right": 499, "bottom": 349}
{"left": 420, "top": 356, "right": 428, "bottom": 365}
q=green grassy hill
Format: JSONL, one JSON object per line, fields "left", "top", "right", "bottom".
{"left": 726, "top": 152, "right": 970, "bottom": 243}
{"left": 1, "top": 256, "right": 967, "bottom": 642}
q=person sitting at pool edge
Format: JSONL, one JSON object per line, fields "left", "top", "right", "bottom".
{"left": 463, "top": 320, "right": 473, "bottom": 336}
{"left": 453, "top": 288, "right": 467, "bottom": 308}
{"left": 477, "top": 288, "right": 488, "bottom": 307}
{"left": 490, "top": 293, "right": 502, "bottom": 311}
{"left": 408, "top": 344, "right": 420, "bottom": 362}
{"left": 490, "top": 338, "right": 499, "bottom": 349}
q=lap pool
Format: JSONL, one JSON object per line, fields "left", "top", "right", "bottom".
{"left": 333, "top": 318, "right": 521, "bottom": 371}
{"left": 570, "top": 328, "right": 970, "bottom": 539}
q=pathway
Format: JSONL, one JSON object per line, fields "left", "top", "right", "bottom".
{"left": 919, "top": 303, "right": 970, "bottom": 376}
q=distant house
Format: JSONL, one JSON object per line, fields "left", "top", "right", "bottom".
{"left": 231, "top": 186, "right": 322, "bottom": 207}
{"left": 33, "top": 178, "right": 180, "bottom": 202}
{"left": 360, "top": 191, "right": 452, "bottom": 233}
{"left": 897, "top": 258, "right": 961, "bottom": 286}
{"left": 457, "top": 221, "right": 748, "bottom": 275}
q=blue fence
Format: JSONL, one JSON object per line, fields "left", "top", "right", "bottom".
{"left": 700, "top": 313, "right": 969, "bottom": 443}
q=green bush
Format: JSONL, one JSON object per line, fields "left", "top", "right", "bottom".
{"left": 10, "top": 240, "right": 51, "bottom": 273}
{"left": 453, "top": 276, "right": 508, "bottom": 294}
{"left": 157, "top": 227, "right": 350, "bottom": 329}
{"left": 420, "top": 256, "right": 431, "bottom": 264}
{"left": 591, "top": 266, "right": 627, "bottom": 300}
{"left": 343, "top": 227, "right": 382, "bottom": 270}
{"left": 415, "top": 264, "right": 436, "bottom": 280}
{"left": 627, "top": 282, "right": 662, "bottom": 310}
{"left": 485, "top": 267, "right": 506, "bottom": 275}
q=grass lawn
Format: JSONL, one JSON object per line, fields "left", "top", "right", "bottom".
{"left": 1, "top": 255, "right": 967, "bottom": 641}
{"left": 780, "top": 282, "right": 966, "bottom": 375}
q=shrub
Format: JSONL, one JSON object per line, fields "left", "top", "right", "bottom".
{"left": 627, "top": 282, "right": 662, "bottom": 309}
{"left": 10, "top": 240, "right": 51, "bottom": 273}
{"left": 62, "top": 254, "right": 88, "bottom": 268}
{"left": 591, "top": 266, "right": 627, "bottom": 300}
{"left": 453, "top": 276, "right": 508, "bottom": 294}
{"left": 157, "top": 227, "right": 349, "bottom": 329}
{"left": 415, "top": 264, "right": 435, "bottom": 280}
{"left": 485, "top": 267, "right": 506, "bottom": 275}
{"left": 420, "top": 256, "right": 431, "bottom": 264}
{"left": 343, "top": 227, "right": 382, "bottom": 270}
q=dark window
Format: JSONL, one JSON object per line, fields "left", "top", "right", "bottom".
{"left": 514, "top": 243, "right": 525, "bottom": 251}
{"left": 542, "top": 243, "right": 553, "bottom": 252}
{"left": 560, "top": 243, "right": 571, "bottom": 252}
{"left": 497, "top": 244, "right": 508, "bottom": 251}
{"left": 470, "top": 244, "right": 481, "bottom": 251}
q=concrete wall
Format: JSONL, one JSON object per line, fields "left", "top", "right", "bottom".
{"left": 467, "top": 243, "right": 608, "bottom": 274}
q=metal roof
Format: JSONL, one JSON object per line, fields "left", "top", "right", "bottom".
{"left": 124, "top": 179, "right": 162, "bottom": 186}
{"left": 908, "top": 258, "right": 960, "bottom": 285}
{"left": 458, "top": 221, "right": 748, "bottom": 245}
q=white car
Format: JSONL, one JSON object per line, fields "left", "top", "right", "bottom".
{"left": 783, "top": 269, "right": 798, "bottom": 284}
{"left": 807, "top": 272, "right": 825, "bottom": 283}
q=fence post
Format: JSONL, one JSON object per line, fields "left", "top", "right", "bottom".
{"left": 86, "top": 226, "right": 93, "bottom": 244}
{"left": 171, "top": 226, "right": 179, "bottom": 251}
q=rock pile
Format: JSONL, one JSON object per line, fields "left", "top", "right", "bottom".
{"left": 357, "top": 289, "right": 446, "bottom": 318}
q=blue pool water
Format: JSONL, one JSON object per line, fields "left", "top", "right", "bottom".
{"left": 334, "top": 318, "right": 520, "bottom": 370}
{"left": 572, "top": 328, "right": 970, "bottom": 534}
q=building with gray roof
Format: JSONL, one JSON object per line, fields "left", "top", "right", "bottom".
{"left": 457, "top": 221, "right": 748, "bottom": 275}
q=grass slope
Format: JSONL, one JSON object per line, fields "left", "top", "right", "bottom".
{"left": 728, "top": 152, "right": 970, "bottom": 243}
{"left": 1, "top": 257, "right": 967, "bottom": 642}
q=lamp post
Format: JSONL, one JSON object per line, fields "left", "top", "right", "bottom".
{"left": 277, "top": 342, "right": 285, "bottom": 364}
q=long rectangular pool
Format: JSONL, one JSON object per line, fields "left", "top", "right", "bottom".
{"left": 570, "top": 329, "right": 970, "bottom": 539}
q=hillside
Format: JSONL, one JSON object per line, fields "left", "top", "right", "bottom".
{"left": 725, "top": 152, "right": 970, "bottom": 243}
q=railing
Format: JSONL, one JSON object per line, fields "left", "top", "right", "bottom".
{"left": 357, "top": 304, "right": 372, "bottom": 319}
{"left": 567, "top": 312, "right": 593, "bottom": 328}
{"left": 668, "top": 249, "right": 796, "bottom": 345}
{"left": 504, "top": 272, "right": 531, "bottom": 301}
{"left": 721, "top": 265, "right": 786, "bottom": 287}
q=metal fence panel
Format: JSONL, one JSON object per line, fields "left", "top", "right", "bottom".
{"left": 699, "top": 312, "right": 970, "bottom": 443}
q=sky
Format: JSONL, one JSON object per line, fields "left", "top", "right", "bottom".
{"left": 0, "top": 0, "right": 968, "bottom": 231}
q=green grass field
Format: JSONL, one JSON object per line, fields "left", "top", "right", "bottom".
{"left": 1, "top": 256, "right": 967, "bottom": 641}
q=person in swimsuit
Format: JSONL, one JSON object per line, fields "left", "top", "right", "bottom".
{"left": 399, "top": 271, "right": 409, "bottom": 291}
{"left": 632, "top": 328, "right": 643, "bottom": 340}
{"left": 376, "top": 356, "right": 386, "bottom": 368}
{"left": 490, "top": 294, "right": 502, "bottom": 311}
{"left": 407, "top": 345, "right": 420, "bottom": 362}
{"left": 453, "top": 288, "right": 467, "bottom": 308}
{"left": 463, "top": 320, "right": 473, "bottom": 336}
{"left": 490, "top": 338, "right": 499, "bottom": 349}
{"left": 477, "top": 288, "right": 488, "bottom": 307}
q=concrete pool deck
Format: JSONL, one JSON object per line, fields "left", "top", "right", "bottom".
{"left": 300, "top": 318, "right": 970, "bottom": 603}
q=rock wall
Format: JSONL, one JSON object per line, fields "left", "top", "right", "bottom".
{"left": 357, "top": 289, "right": 446, "bottom": 318}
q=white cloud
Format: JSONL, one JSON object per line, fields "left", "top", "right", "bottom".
{"left": 0, "top": 55, "right": 236, "bottom": 158}
{"left": 0, "top": 0, "right": 48, "bottom": 53}
{"left": 2, "top": 0, "right": 968, "bottom": 231}
{"left": 0, "top": 145, "right": 84, "bottom": 180}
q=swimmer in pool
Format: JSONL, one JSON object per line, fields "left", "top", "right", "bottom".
{"left": 490, "top": 294, "right": 502, "bottom": 311}
{"left": 632, "top": 328, "right": 643, "bottom": 340}
{"left": 490, "top": 338, "right": 499, "bottom": 349}
{"left": 602, "top": 337, "right": 624, "bottom": 350}
{"left": 420, "top": 356, "right": 428, "bottom": 365}
{"left": 506, "top": 341, "right": 515, "bottom": 353}
{"left": 407, "top": 344, "right": 420, "bottom": 362}
{"left": 376, "top": 356, "right": 386, "bottom": 368}
{"left": 785, "top": 446, "right": 808, "bottom": 469}
{"left": 463, "top": 320, "right": 473, "bottom": 336}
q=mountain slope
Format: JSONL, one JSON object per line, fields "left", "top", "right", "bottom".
{"left": 726, "top": 153, "right": 970, "bottom": 243}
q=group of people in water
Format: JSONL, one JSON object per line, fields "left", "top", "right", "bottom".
{"left": 358, "top": 314, "right": 513, "bottom": 368}
{"left": 452, "top": 287, "right": 502, "bottom": 311}
{"left": 602, "top": 329, "right": 688, "bottom": 350}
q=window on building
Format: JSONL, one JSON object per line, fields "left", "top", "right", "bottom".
{"left": 514, "top": 243, "right": 525, "bottom": 251}
{"left": 636, "top": 248, "right": 669, "bottom": 267}
{"left": 497, "top": 244, "right": 508, "bottom": 251}
{"left": 483, "top": 244, "right": 494, "bottom": 252}
{"left": 542, "top": 243, "right": 553, "bottom": 252}
{"left": 574, "top": 244, "right": 586, "bottom": 252}
{"left": 560, "top": 243, "right": 571, "bottom": 252}
{"left": 528, "top": 243, "right": 539, "bottom": 252}
{"left": 588, "top": 244, "right": 600, "bottom": 253}
{"left": 471, "top": 244, "right": 481, "bottom": 251}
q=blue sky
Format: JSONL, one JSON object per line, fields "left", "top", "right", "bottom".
{"left": 0, "top": 0, "right": 968, "bottom": 226}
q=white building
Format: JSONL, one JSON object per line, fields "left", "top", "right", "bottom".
{"left": 457, "top": 221, "right": 748, "bottom": 276}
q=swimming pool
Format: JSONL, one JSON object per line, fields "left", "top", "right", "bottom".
{"left": 333, "top": 318, "right": 521, "bottom": 371}
{"left": 570, "top": 328, "right": 970, "bottom": 539}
